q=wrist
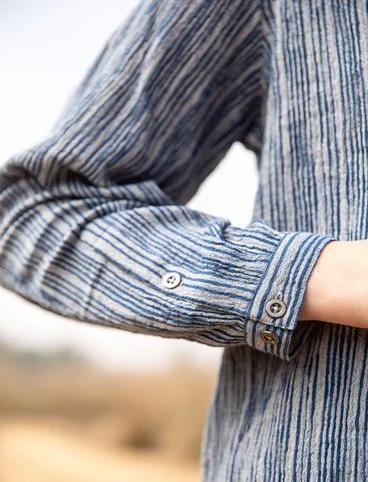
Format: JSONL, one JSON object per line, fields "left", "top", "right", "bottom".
{"left": 300, "top": 240, "right": 342, "bottom": 323}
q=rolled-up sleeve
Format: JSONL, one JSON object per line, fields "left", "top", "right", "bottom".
{"left": 0, "top": 0, "right": 336, "bottom": 360}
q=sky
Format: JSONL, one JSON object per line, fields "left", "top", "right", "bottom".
{"left": 0, "top": 0, "right": 259, "bottom": 372}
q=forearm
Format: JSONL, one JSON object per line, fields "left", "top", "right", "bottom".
{"left": 0, "top": 171, "right": 336, "bottom": 357}
{"left": 301, "top": 239, "right": 368, "bottom": 328}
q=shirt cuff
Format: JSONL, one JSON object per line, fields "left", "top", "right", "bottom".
{"left": 244, "top": 231, "right": 337, "bottom": 360}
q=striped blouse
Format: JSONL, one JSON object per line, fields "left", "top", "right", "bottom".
{"left": 1, "top": 0, "right": 367, "bottom": 480}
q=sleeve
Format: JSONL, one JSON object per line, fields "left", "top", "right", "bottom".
{"left": 0, "top": 0, "right": 336, "bottom": 361}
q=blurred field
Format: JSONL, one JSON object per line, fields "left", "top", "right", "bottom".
{"left": 1, "top": 420, "right": 200, "bottom": 482}
{"left": 0, "top": 342, "right": 218, "bottom": 481}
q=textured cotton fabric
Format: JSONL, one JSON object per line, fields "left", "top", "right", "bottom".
{"left": 1, "top": 0, "right": 367, "bottom": 480}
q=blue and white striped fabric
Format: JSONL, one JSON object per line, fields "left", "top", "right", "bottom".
{"left": 1, "top": 0, "right": 367, "bottom": 479}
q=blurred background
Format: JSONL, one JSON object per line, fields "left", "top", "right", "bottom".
{"left": 0, "top": 1, "right": 258, "bottom": 481}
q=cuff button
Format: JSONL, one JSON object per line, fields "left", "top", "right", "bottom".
{"left": 265, "top": 299, "right": 287, "bottom": 318}
{"left": 260, "top": 331, "right": 279, "bottom": 345}
{"left": 162, "top": 272, "right": 182, "bottom": 289}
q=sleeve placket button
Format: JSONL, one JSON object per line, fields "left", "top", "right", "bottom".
{"left": 265, "top": 299, "right": 287, "bottom": 318}
{"left": 162, "top": 272, "right": 182, "bottom": 289}
{"left": 260, "top": 331, "right": 279, "bottom": 345}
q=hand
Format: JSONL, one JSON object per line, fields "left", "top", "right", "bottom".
{"left": 300, "top": 239, "right": 368, "bottom": 328}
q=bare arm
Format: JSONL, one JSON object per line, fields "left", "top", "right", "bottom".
{"left": 301, "top": 240, "right": 368, "bottom": 328}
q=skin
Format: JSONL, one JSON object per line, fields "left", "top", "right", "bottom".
{"left": 300, "top": 240, "right": 368, "bottom": 328}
